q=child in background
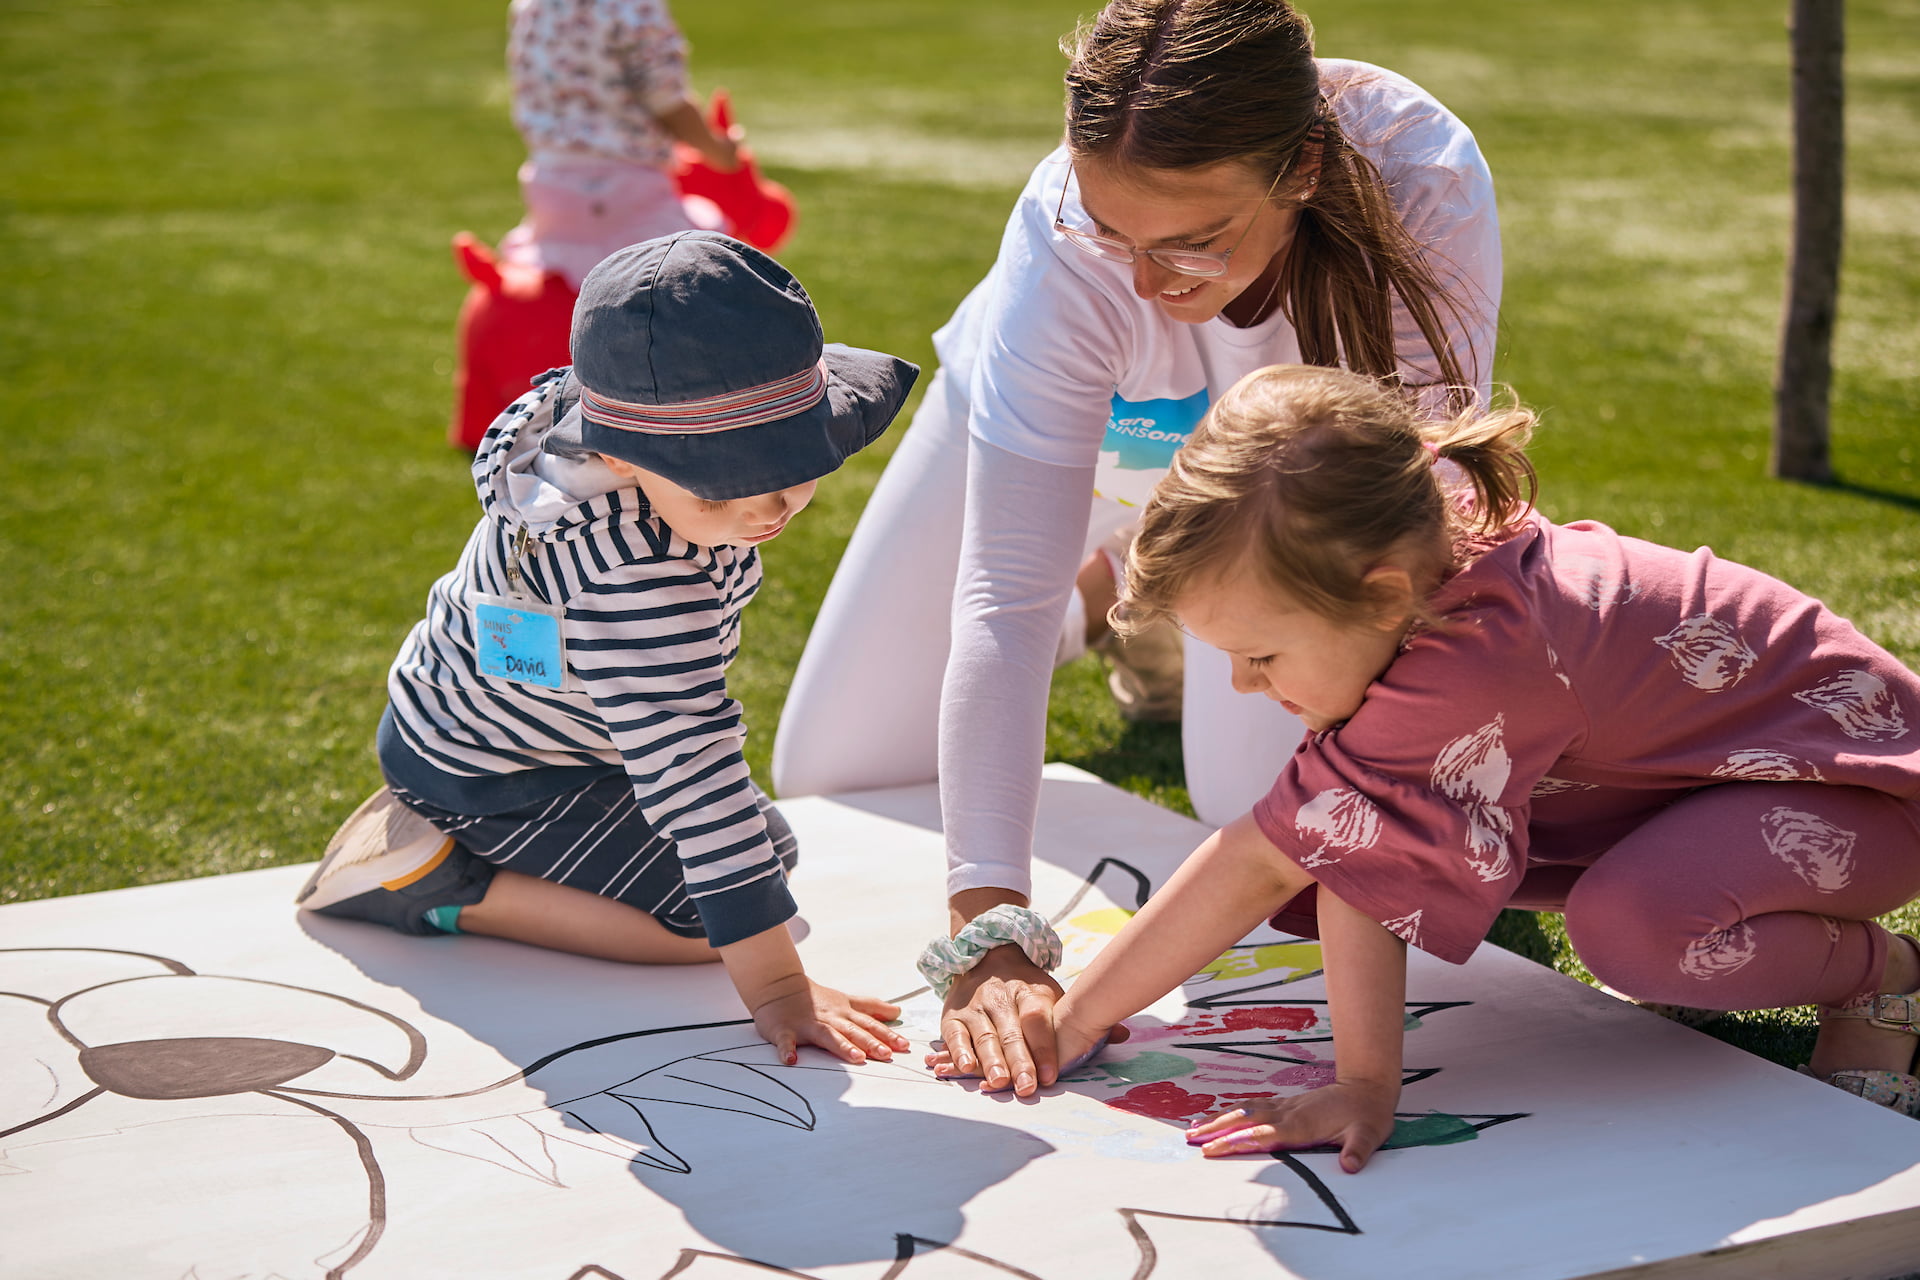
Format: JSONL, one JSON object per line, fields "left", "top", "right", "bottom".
{"left": 303, "top": 231, "right": 920, "bottom": 1067}
{"left": 502, "top": 0, "right": 741, "bottom": 289}
{"left": 936, "top": 364, "right": 1920, "bottom": 1164}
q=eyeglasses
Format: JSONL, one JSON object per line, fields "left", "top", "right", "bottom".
{"left": 1052, "top": 163, "right": 1291, "bottom": 279}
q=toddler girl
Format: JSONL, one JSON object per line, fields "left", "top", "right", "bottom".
{"left": 940, "top": 364, "right": 1920, "bottom": 1169}
{"left": 502, "top": 0, "right": 739, "bottom": 288}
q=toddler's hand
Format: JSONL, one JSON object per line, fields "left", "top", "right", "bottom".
{"left": 1185, "top": 1079, "right": 1398, "bottom": 1174}
{"left": 751, "top": 980, "right": 905, "bottom": 1067}
{"left": 703, "top": 128, "right": 744, "bottom": 173}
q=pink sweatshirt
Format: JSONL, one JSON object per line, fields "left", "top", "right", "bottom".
{"left": 1252, "top": 514, "right": 1920, "bottom": 963}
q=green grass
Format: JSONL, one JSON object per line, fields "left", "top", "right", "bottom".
{"left": 2, "top": 0, "right": 1916, "bottom": 1069}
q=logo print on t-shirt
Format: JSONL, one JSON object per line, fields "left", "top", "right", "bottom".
{"left": 1092, "top": 389, "right": 1210, "bottom": 508}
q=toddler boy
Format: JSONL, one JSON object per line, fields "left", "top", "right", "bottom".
{"left": 301, "top": 231, "right": 917, "bottom": 1066}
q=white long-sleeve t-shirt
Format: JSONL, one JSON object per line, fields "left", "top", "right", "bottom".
{"left": 936, "top": 60, "right": 1503, "bottom": 901}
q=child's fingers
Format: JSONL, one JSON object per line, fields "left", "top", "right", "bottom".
{"left": 1012, "top": 989, "right": 1059, "bottom": 1089}
{"left": 771, "top": 1029, "right": 800, "bottom": 1068}
{"left": 1197, "top": 1123, "right": 1278, "bottom": 1157}
{"left": 847, "top": 1010, "right": 910, "bottom": 1053}
{"left": 803, "top": 1022, "right": 867, "bottom": 1065}
{"left": 848, "top": 993, "right": 903, "bottom": 1023}
{"left": 836, "top": 1017, "right": 897, "bottom": 1062}
{"left": 1185, "top": 1108, "right": 1251, "bottom": 1140}
{"left": 1339, "top": 1126, "right": 1385, "bottom": 1175}
{"left": 938, "top": 1011, "right": 998, "bottom": 1087}
{"left": 924, "top": 1041, "right": 974, "bottom": 1077}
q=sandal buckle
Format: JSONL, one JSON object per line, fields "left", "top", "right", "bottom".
{"left": 1871, "top": 993, "right": 1919, "bottom": 1032}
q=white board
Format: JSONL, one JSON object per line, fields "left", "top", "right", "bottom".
{"left": 3, "top": 764, "right": 1917, "bottom": 1280}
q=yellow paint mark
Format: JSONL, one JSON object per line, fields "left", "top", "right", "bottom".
{"left": 1197, "top": 942, "right": 1324, "bottom": 982}
{"left": 1068, "top": 907, "right": 1137, "bottom": 936}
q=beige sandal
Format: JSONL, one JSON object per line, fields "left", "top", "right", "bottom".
{"left": 1807, "top": 934, "right": 1920, "bottom": 1119}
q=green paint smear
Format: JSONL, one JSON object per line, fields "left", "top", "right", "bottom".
{"left": 1381, "top": 1112, "right": 1479, "bottom": 1150}
{"left": 1062, "top": 1050, "right": 1197, "bottom": 1085}
{"left": 1100, "top": 1051, "right": 1197, "bottom": 1083}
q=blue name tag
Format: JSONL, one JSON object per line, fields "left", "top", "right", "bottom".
{"left": 473, "top": 593, "right": 565, "bottom": 689}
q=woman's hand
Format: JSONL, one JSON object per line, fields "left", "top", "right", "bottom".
{"left": 749, "top": 976, "right": 906, "bottom": 1067}
{"left": 934, "top": 944, "right": 1061, "bottom": 1095}
{"left": 928, "top": 949, "right": 1128, "bottom": 1094}
{"left": 1185, "top": 1078, "right": 1399, "bottom": 1174}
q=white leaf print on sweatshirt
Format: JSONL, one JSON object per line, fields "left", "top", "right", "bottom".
{"left": 1380, "top": 909, "right": 1425, "bottom": 947}
{"left": 1681, "top": 921, "right": 1758, "bottom": 981}
{"left": 1431, "top": 715, "right": 1514, "bottom": 883}
{"left": 1711, "top": 749, "right": 1825, "bottom": 783}
{"left": 1561, "top": 555, "right": 1640, "bottom": 611}
{"left": 1294, "top": 788, "right": 1383, "bottom": 868}
{"left": 1543, "top": 642, "right": 1572, "bottom": 690}
{"left": 1792, "top": 670, "right": 1908, "bottom": 741}
{"left": 1761, "top": 806, "right": 1856, "bottom": 892}
{"left": 1653, "top": 615, "right": 1757, "bottom": 692}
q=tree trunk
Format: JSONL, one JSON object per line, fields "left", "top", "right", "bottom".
{"left": 1773, "top": 0, "right": 1844, "bottom": 482}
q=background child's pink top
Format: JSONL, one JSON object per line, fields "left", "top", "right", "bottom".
{"left": 1252, "top": 514, "right": 1920, "bottom": 963}
{"left": 509, "top": 0, "right": 690, "bottom": 169}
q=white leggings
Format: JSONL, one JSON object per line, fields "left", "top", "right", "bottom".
{"left": 773, "top": 368, "right": 1304, "bottom": 832}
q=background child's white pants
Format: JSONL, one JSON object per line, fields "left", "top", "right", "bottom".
{"left": 774, "top": 368, "right": 1305, "bottom": 833}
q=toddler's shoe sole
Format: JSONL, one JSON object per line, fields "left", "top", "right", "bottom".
{"left": 298, "top": 787, "right": 492, "bottom": 935}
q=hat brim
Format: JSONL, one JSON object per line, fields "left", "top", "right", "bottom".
{"left": 545, "top": 344, "right": 919, "bottom": 502}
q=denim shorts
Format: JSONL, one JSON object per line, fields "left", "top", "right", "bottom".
{"left": 386, "top": 773, "right": 798, "bottom": 939}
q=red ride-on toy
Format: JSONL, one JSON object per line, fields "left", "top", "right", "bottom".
{"left": 447, "top": 91, "right": 797, "bottom": 451}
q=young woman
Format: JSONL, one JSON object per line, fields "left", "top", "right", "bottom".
{"left": 774, "top": 0, "right": 1502, "bottom": 1095}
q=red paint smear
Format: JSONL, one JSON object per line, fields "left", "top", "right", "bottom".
{"left": 1108, "top": 1081, "right": 1218, "bottom": 1123}
{"left": 1169, "top": 1007, "right": 1319, "bottom": 1037}
{"left": 1223, "top": 1007, "right": 1317, "bottom": 1033}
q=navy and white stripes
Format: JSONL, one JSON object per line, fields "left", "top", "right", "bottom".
{"left": 384, "top": 377, "right": 790, "bottom": 946}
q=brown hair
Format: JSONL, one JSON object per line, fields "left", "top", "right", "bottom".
{"left": 1064, "top": 0, "right": 1478, "bottom": 406}
{"left": 1118, "top": 365, "right": 1536, "bottom": 633}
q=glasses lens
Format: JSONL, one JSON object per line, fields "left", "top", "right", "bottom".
{"left": 1149, "top": 251, "right": 1230, "bottom": 278}
{"left": 1059, "top": 227, "right": 1135, "bottom": 265}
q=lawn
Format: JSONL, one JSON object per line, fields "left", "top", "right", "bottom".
{"left": 2, "top": 0, "right": 1915, "bottom": 1070}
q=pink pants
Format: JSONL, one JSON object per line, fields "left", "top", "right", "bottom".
{"left": 502, "top": 153, "right": 724, "bottom": 289}
{"left": 1516, "top": 781, "right": 1920, "bottom": 1010}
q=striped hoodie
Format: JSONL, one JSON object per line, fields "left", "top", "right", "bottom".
{"left": 381, "top": 371, "right": 793, "bottom": 946}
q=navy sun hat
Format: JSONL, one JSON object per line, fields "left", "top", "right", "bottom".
{"left": 544, "top": 231, "right": 919, "bottom": 501}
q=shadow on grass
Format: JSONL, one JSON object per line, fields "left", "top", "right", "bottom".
{"left": 1793, "top": 476, "right": 1920, "bottom": 515}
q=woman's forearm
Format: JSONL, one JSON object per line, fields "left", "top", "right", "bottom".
{"left": 939, "top": 441, "right": 1098, "bottom": 900}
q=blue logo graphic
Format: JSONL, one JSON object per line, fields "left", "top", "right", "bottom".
{"left": 1101, "top": 390, "right": 1210, "bottom": 471}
